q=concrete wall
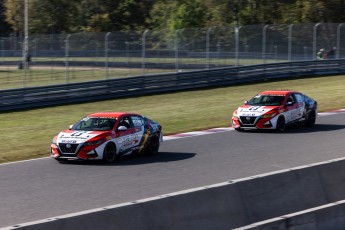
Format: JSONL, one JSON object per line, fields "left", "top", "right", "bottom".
{"left": 235, "top": 200, "right": 345, "bottom": 230}
{"left": 4, "top": 157, "right": 345, "bottom": 230}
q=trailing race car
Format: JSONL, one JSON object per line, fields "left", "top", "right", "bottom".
{"left": 231, "top": 90, "right": 318, "bottom": 132}
{"left": 51, "top": 112, "right": 163, "bottom": 163}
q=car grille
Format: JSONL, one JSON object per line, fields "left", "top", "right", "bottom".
{"left": 239, "top": 116, "right": 257, "bottom": 125}
{"left": 59, "top": 143, "right": 79, "bottom": 154}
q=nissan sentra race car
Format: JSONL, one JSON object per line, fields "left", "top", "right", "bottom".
{"left": 232, "top": 90, "right": 318, "bottom": 132}
{"left": 51, "top": 112, "right": 163, "bottom": 163}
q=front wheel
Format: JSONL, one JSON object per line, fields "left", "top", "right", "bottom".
{"left": 103, "top": 143, "right": 116, "bottom": 163}
{"left": 276, "top": 116, "right": 286, "bottom": 132}
{"left": 56, "top": 158, "right": 68, "bottom": 163}
{"left": 234, "top": 127, "right": 243, "bottom": 132}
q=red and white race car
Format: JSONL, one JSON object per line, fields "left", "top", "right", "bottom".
{"left": 51, "top": 112, "right": 163, "bottom": 163}
{"left": 232, "top": 90, "right": 318, "bottom": 132}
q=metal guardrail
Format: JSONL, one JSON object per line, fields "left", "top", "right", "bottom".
{"left": 0, "top": 60, "right": 344, "bottom": 112}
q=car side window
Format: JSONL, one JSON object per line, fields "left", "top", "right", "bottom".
{"left": 286, "top": 94, "right": 295, "bottom": 104}
{"left": 131, "top": 116, "right": 144, "bottom": 127}
{"left": 294, "top": 94, "right": 304, "bottom": 103}
{"left": 118, "top": 117, "right": 132, "bottom": 129}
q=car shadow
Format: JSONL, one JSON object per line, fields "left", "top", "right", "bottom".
{"left": 236, "top": 124, "right": 345, "bottom": 134}
{"left": 284, "top": 123, "right": 345, "bottom": 133}
{"left": 59, "top": 152, "right": 196, "bottom": 166}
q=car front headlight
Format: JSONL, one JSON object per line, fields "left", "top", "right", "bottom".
{"left": 85, "top": 138, "right": 105, "bottom": 146}
{"left": 232, "top": 110, "right": 238, "bottom": 118}
{"left": 261, "top": 112, "right": 277, "bottom": 118}
{"left": 51, "top": 136, "right": 57, "bottom": 144}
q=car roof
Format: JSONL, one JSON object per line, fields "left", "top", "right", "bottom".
{"left": 87, "top": 112, "right": 140, "bottom": 118}
{"left": 259, "top": 90, "right": 298, "bottom": 96}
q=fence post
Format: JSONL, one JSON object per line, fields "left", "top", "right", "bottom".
{"left": 206, "top": 27, "right": 215, "bottom": 69}
{"left": 262, "top": 25, "right": 269, "bottom": 64}
{"left": 21, "top": 37, "right": 28, "bottom": 88}
{"left": 313, "top": 23, "right": 321, "bottom": 60}
{"left": 288, "top": 24, "right": 294, "bottom": 62}
{"left": 142, "top": 30, "right": 149, "bottom": 75}
{"left": 65, "top": 34, "right": 71, "bottom": 84}
{"left": 105, "top": 32, "right": 111, "bottom": 80}
{"left": 337, "top": 23, "right": 344, "bottom": 59}
{"left": 175, "top": 30, "right": 179, "bottom": 72}
{"left": 235, "top": 26, "right": 240, "bottom": 67}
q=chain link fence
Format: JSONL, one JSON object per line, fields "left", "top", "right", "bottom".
{"left": 0, "top": 23, "right": 344, "bottom": 89}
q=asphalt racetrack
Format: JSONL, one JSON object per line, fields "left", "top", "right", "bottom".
{"left": 1, "top": 112, "right": 345, "bottom": 228}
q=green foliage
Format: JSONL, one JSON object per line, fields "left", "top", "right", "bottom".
{"left": 0, "top": 1, "right": 11, "bottom": 35}
{"left": 30, "top": 0, "right": 81, "bottom": 33}
{"left": 4, "top": 0, "right": 24, "bottom": 33}
{"left": 1, "top": 0, "right": 345, "bottom": 35}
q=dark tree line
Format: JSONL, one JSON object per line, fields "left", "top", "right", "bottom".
{"left": 1, "top": 0, "right": 345, "bottom": 36}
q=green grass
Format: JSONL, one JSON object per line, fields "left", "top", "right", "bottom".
{"left": 0, "top": 68, "right": 174, "bottom": 90}
{"left": 0, "top": 56, "right": 285, "bottom": 90}
{"left": 1, "top": 74, "right": 344, "bottom": 164}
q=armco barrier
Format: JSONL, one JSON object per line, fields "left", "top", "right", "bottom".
{"left": 1, "top": 59, "right": 345, "bottom": 112}
{"left": 5, "top": 157, "right": 345, "bottom": 230}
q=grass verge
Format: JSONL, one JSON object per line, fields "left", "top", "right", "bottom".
{"left": 0, "top": 74, "right": 344, "bottom": 164}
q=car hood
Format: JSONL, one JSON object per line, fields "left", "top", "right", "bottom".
{"left": 57, "top": 130, "right": 107, "bottom": 144}
{"left": 237, "top": 105, "right": 279, "bottom": 117}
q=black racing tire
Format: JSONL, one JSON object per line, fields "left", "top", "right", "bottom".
{"left": 56, "top": 158, "right": 68, "bottom": 163}
{"left": 276, "top": 116, "right": 286, "bottom": 132}
{"left": 305, "top": 110, "right": 316, "bottom": 127}
{"left": 103, "top": 142, "right": 116, "bottom": 163}
{"left": 146, "top": 135, "right": 160, "bottom": 155}
{"left": 234, "top": 127, "right": 243, "bottom": 132}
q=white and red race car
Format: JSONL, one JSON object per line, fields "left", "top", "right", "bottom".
{"left": 51, "top": 112, "right": 163, "bottom": 163}
{"left": 232, "top": 90, "right": 318, "bottom": 132}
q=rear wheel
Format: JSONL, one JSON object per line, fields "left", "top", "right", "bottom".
{"left": 276, "top": 116, "right": 286, "bottom": 132}
{"left": 103, "top": 143, "right": 116, "bottom": 163}
{"left": 305, "top": 110, "right": 316, "bottom": 127}
{"left": 146, "top": 135, "right": 160, "bottom": 155}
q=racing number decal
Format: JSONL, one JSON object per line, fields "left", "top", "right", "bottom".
{"left": 71, "top": 132, "right": 85, "bottom": 137}
{"left": 248, "top": 106, "right": 260, "bottom": 111}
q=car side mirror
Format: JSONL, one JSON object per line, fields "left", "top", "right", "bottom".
{"left": 117, "top": 126, "right": 127, "bottom": 131}
{"left": 286, "top": 101, "right": 293, "bottom": 106}
{"left": 244, "top": 100, "right": 248, "bottom": 104}
{"left": 69, "top": 125, "right": 73, "bottom": 130}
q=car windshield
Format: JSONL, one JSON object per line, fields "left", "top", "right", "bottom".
{"left": 247, "top": 95, "right": 284, "bottom": 106}
{"left": 72, "top": 117, "right": 117, "bottom": 131}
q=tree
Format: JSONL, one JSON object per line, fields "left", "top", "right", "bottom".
{"left": 150, "top": 0, "right": 214, "bottom": 32}
{"left": 4, "top": 0, "right": 25, "bottom": 34}
{"left": 0, "top": 1, "right": 12, "bottom": 35}
{"left": 108, "top": 0, "right": 154, "bottom": 31}
{"left": 29, "top": 0, "right": 81, "bottom": 34}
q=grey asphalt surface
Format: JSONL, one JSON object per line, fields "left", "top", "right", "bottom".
{"left": 1, "top": 113, "right": 345, "bottom": 228}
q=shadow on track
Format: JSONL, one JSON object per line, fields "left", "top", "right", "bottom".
{"left": 283, "top": 123, "right": 345, "bottom": 134}
{"left": 59, "top": 152, "right": 196, "bottom": 166}
{"left": 235, "top": 124, "right": 345, "bottom": 134}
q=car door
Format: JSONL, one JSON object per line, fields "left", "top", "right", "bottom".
{"left": 116, "top": 116, "right": 136, "bottom": 153}
{"left": 130, "top": 115, "right": 145, "bottom": 148}
{"left": 285, "top": 93, "right": 304, "bottom": 123}
{"left": 293, "top": 93, "right": 306, "bottom": 120}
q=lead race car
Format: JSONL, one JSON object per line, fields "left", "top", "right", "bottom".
{"left": 51, "top": 112, "right": 163, "bottom": 163}
{"left": 231, "top": 90, "right": 318, "bottom": 132}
